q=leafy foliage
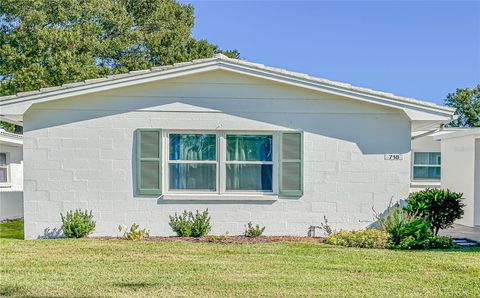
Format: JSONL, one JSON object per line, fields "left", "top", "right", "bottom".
{"left": 244, "top": 222, "right": 265, "bottom": 237}
{"left": 190, "top": 209, "right": 211, "bottom": 237}
{"left": 444, "top": 85, "right": 480, "bottom": 127}
{"left": 60, "top": 209, "right": 96, "bottom": 238}
{"left": 377, "top": 208, "right": 432, "bottom": 246}
{"left": 0, "top": 0, "right": 239, "bottom": 96}
{"left": 169, "top": 209, "right": 211, "bottom": 237}
{"left": 405, "top": 189, "right": 464, "bottom": 235}
{"left": 118, "top": 223, "right": 149, "bottom": 240}
{"left": 324, "top": 229, "right": 388, "bottom": 249}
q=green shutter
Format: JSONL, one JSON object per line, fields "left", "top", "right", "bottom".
{"left": 136, "top": 129, "right": 162, "bottom": 195}
{"left": 279, "top": 132, "right": 303, "bottom": 196}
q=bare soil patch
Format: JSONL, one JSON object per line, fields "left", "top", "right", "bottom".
{"left": 92, "top": 235, "right": 324, "bottom": 244}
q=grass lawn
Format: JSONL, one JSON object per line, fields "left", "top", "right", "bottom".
{"left": 0, "top": 219, "right": 24, "bottom": 240}
{"left": 0, "top": 220, "right": 479, "bottom": 297}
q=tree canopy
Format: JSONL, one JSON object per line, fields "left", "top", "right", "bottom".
{"left": 444, "top": 85, "right": 480, "bottom": 127}
{"left": 0, "top": 0, "right": 239, "bottom": 97}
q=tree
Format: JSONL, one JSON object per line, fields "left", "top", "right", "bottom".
{"left": 444, "top": 85, "right": 480, "bottom": 127}
{"left": 0, "top": 0, "right": 239, "bottom": 97}
{"left": 404, "top": 189, "right": 464, "bottom": 235}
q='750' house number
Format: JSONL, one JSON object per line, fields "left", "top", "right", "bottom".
{"left": 384, "top": 154, "right": 403, "bottom": 160}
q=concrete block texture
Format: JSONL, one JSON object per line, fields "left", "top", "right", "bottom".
{"left": 22, "top": 70, "right": 411, "bottom": 239}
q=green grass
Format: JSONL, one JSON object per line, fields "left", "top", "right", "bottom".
{"left": 0, "top": 219, "right": 24, "bottom": 239}
{"left": 0, "top": 221, "right": 479, "bottom": 297}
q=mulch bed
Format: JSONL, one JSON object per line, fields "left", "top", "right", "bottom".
{"left": 91, "top": 235, "right": 324, "bottom": 244}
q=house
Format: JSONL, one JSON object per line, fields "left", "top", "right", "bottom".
{"left": 434, "top": 129, "right": 480, "bottom": 227}
{"left": 0, "top": 54, "right": 456, "bottom": 239}
{"left": 0, "top": 128, "right": 23, "bottom": 221}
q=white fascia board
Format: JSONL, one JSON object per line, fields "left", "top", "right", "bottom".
{"left": 0, "top": 136, "right": 22, "bottom": 146}
{"left": 433, "top": 128, "right": 480, "bottom": 140}
{"left": 0, "top": 61, "right": 221, "bottom": 115}
{"left": 0, "top": 59, "right": 454, "bottom": 121}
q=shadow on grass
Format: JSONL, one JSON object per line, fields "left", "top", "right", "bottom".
{"left": 115, "top": 282, "right": 156, "bottom": 291}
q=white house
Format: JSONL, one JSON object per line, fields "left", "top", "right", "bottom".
{"left": 0, "top": 128, "right": 23, "bottom": 221}
{"left": 0, "top": 54, "right": 456, "bottom": 239}
{"left": 434, "top": 129, "right": 480, "bottom": 227}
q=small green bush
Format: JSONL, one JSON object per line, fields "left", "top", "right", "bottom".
{"left": 325, "top": 229, "right": 388, "bottom": 249}
{"left": 378, "top": 208, "right": 432, "bottom": 247}
{"left": 169, "top": 211, "right": 192, "bottom": 237}
{"left": 169, "top": 209, "right": 211, "bottom": 237}
{"left": 60, "top": 209, "right": 96, "bottom": 238}
{"left": 118, "top": 223, "right": 149, "bottom": 240}
{"left": 244, "top": 222, "right": 265, "bottom": 237}
{"left": 405, "top": 189, "right": 464, "bottom": 235}
{"left": 428, "top": 236, "right": 456, "bottom": 249}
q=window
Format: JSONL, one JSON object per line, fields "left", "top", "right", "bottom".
{"left": 225, "top": 135, "right": 273, "bottom": 192}
{"left": 0, "top": 153, "right": 7, "bottom": 183}
{"left": 168, "top": 133, "right": 217, "bottom": 191}
{"left": 413, "top": 152, "right": 441, "bottom": 180}
{"left": 136, "top": 129, "right": 303, "bottom": 197}
{"left": 165, "top": 132, "right": 277, "bottom": 194}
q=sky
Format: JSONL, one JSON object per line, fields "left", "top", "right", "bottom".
{"left": 180, "top": 0, "right": 480, "bottom": 105}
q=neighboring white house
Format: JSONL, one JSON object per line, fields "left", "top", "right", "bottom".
{"left": 0, "top": 128, "right": 23, "bottom": 221}
{"left": 0, "top": 54, "right": 456, "bottom": 239}
{"left": 434, "top": 129, "right": 480, "bottom": 227}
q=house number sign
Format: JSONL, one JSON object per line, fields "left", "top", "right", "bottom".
{"left": 384, "top": 154, "right": 403, "bottom": 160}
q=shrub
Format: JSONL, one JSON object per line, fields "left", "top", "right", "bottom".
{"left": 324, "top": 229, "right": 388, "bottom": 249}
{"left": 405, "top": 189, "right": 464, "bottom": 235}
{"left": 378, "top": 208, "right": 432, "bottom": 247}
{"left": 169, "top": 209, "right": 211, "bottom": 237}
{"left": 427, "top": 236, "right": 456, "bottom": 249}
{"left": 118, "top": 223, "right": 149, "bottom": 240}
{"left": 191, "top": 209, "right": 211, "bottom": 237}
{"left": 60, "top": 209, "right": 96, "bottom": 238}
{"left": 168, "top": 211, "right": 192, "bottom": 237}
{"left": 244, "top": 222, "right": 265, "bottom": 237}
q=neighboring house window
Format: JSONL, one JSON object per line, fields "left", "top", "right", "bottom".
{"left": 0, "top": 153, "right": 7, "bottom": 183}
{"left": 413, "top": 152, "right": 441, "bottom": 180}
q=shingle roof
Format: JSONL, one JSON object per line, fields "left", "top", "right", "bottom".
{"left": 0, "top": 54, "right": 454, "bottom": 113}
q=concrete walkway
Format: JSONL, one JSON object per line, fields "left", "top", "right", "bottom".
{"left": 439, "top": 224, "right": 480, "bottom": 243}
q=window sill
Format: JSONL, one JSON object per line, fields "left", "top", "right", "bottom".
{"left": 410, "top": 181, "right": 441, "bottom": 187}
{"left": 0, "top": 183, "right": 12, "bottom": 188}
{"left": 162, "top": 194, "right": 279, "bottom": 201}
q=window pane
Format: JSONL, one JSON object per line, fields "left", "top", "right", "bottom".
{"left": 169, "top": 163, "right": 216, "bottom": 190}
{"left": 226, "top": 164, "right": 272, "bottom": 191}
{"left": 0, "top": 168, "right": 7, "bottom": 182}
{"left": 0, "top": 153, "right": 6, "bottom": 166}
{"left": 414, "top": 152, "right": 441, "bottom": 165}
{"left": 140, "top": 160, "right": 160, "bottom": 189}
{"left": 413, "top": 166, "right": 441, "bottom": 180}
{"left": 282, "top": 133, "right": 301, "bottom": 160}
{"left": 282, "top": 162, "right": 301, "bottom": 191}
{"left": 227, "top": 135, "right": 272, "bottom": 161}
{"left": 169, "top": 134, "right": 216, "bottom": 161}
{"left": 140, "top": 131, "right": 160, "bottom": 158}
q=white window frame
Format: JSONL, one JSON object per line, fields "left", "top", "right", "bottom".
{"left": 0, "top": 152, "right": 10, "bottom": 186}
{"left": 164, "top": 130, "right": 219, "bottom": 194}
{"left": 221, "top": 132, "right": 278, "bottom": 195}
{"left": 412, "top": 151, "right": 441, "bottom": 181}
{"left": 163, "top": 130, "right": 278, "bottom": 196}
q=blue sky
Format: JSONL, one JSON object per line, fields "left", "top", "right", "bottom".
{"left": 180, "top": 1, "right": 480, "bottom": 105}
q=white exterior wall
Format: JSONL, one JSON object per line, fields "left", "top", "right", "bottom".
{"left": 440, "top": 132, "right": 479, "bottom": 227}
{"left": 0, "top": 141, "right": 24, "bottom": 221}
{"left": 22, "top": 70, "right": 412, "bottom": 239}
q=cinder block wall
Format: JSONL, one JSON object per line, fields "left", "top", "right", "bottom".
{"left": 22, "top": 71, "right": 411, "bottom": 239}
